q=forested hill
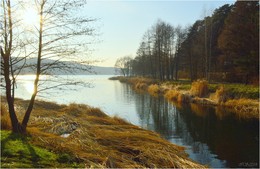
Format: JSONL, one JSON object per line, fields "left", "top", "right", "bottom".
{"left": 13, "top": 58, "right": 119, "bottom": 75}
{"left": 122, "top": 1, "right": 259, "bottom": 84}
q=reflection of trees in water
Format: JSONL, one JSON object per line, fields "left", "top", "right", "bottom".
{"left": 134, "top": 93, "right": 177, "bottom": 136}
{"left": 120, "top": 83, "right": 136, "bottom": 103}
{"left": 178, "top": 105, "right": 259, "bottom": 167}
{"left": 130, "top": 89, "right": 259, "bottom": 168}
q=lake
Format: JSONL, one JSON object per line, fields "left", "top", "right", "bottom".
{"left": 8, "top": 75, "right": 260, "bottom": 168}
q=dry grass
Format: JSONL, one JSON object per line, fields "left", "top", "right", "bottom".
{"left": 1, "top": 99, "right": 205, "bottom": 168}
{"left": 147, "top": 84, "right": 160, "bottom": 96}
{"left": 115, "top": 76, "right": 158, "bottom": 91}
{"left": 224, "top": 99, "right": 259, "bottom": 119}
{"left": 112, "top": 77, "right": 259, "bottom": 119}
{"left": 164, "top": 90, "right": 180, "bottom": 101}
{"left": 164, "top": 90, "right": 190, "bottom": 104}
{"left": 135, "top": 82, "right": 148, "bottom": 90}
{"left": 128, "top": 77, "right": 155, "bottom": 85}
{"left": 210, "top": 86, "right": 230, "bottom": 104}
{"left": 1, "top": 105, "right": 12, "bottom": 130}
{"left": 190, "top": 80, "right": 209, "bottom": 97}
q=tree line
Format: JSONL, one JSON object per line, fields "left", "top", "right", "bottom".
{"left": 115, "top": 1, "right": 259, "bottom": 84}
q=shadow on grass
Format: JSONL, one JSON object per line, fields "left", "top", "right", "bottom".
{"left": 1, "top": 131, "right": 41, "bottom": 168}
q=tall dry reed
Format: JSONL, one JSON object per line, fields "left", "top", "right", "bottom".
{"left": 190, "top": 80, "right": 209, "bottom": 97}
{"left": 1, "top": 105, "right": 12, "bottom": 130}
{"left": 148, "top": 84, "right": 160, "bottom": 96}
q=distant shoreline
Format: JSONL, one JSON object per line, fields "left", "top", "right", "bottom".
{"left": 110, "top": 76, "right": 259, "bottom": 119}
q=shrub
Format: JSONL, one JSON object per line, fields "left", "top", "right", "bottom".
{"left": 164, "top": 90, "right": 180, "bottom": 101}
{"left": 214, "top": 86, "right": 229, "bottom": 103}
{"left": 147, "top": 84, "right": 160, "bottom": 96}
{"left": 135, "top": 82, "right": 147, "bottom": 90}
{"left": 190, "top": 80, "right": 209, "bottom": 97}
{"left": 224, "top": 99, "right": 259, "bottom": 119}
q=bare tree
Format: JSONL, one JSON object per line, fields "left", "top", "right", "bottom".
{"left": 1, "top": 0, "right": 96, "bottom": 133}
{"left": 174, "top": 25, "right": 187, "bottom": 81}
{"left": 114, "top": 56, "right": 132, "bottom": 77}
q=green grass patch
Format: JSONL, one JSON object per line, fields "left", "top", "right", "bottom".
{"left": 164, "top": 80, "right": 258, "bottom": 99}
{"left": 163, "top": 80, "right": 191, "bottom": 90}
{"left": 113, "top": 77, "right": 259, "bottom": 100}
{"left": 1, "top": 130, "right": 84, "bottom": 168}
{"left": 208, "top": 83, "right": 259, "bottom": 99}
{"left": 166, "top": 80, "right": 259, "bottom": 99}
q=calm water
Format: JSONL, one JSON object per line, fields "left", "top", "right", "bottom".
{"left": 11, "top": 75, "right": 260, "bottom": 168}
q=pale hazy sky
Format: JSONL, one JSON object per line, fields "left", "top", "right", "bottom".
{"left": 84, "top": 0, "right": 235, "bottom": 67}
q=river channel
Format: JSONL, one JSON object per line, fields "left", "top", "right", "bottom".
{"left": 12, "top": 75, "right": 259, "bottom": 168}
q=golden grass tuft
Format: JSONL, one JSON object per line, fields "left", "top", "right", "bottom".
{"left": 1, "top": 99, "right": 205, "bottom": 168}
{"left": 164, "top": 89, "right": 180, "bottom": 101}
{"left": 224, "top": 99, "right": 259, "bottom": 119}
{"left": 117, "top": 77, "right": 158, "bottom": 91}
{"left": 190, "top": 80, "right": 209, "bottom": 97}
{"left": 1, "top": 105, "right": 12, "bottom": 130}
{"left": 135, "top": 82, "right": 148, "bottom": 90}
{"left": 112, "top": 116, "right": 131, "bottom": 125}
{"left": 212, "top": 86, "right": 229, "bottom": 104}
{"left": 62, "top": 104, "right": 107, "bottom": 118}
{"left": 164, "top": 90, "right": 191, "bottom": 104}
{"left": 147, "top": 84, "right": 160, "bottom": 96}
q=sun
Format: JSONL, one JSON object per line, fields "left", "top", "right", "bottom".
{"left": 22, "top": 7, "right": 39, "bottom": 26}
{"left": 24, "top": 82, "right": 35, "bottom": 94}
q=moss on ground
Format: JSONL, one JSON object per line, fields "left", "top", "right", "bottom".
{"left": 0, "top": 130, "right": 84, "bottom": 168}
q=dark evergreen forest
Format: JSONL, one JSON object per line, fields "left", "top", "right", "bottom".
{"left": 117, "top": 1, "right": 259, "bottom": 84}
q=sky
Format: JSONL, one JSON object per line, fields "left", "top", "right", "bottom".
{"left": 84, "top": 0, "right": 236, "bottom": 67}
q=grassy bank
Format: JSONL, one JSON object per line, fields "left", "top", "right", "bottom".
{"left": 1, "top": 98, "right": 205, "bottom": 168}
{"left": 1, "top": 130, "right": 84, "bottom": 168}
{"left": 110, "top": 76, "right": 259, "bottom": 119}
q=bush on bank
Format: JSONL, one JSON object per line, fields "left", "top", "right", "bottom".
{"left": 111, "top": 76, "right": 259, "bottom": 119}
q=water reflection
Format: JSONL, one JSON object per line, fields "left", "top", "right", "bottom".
{"left": 10, "top": 76, "right": 259, "bottom": 168}
{"left": 124, "top": 85, "right": 259, "bottom": 168}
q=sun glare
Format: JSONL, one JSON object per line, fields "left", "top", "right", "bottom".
{"left": 22, "top": 8, "right": 39, "bottom": 26}
{"left": 24, "top": 82, "right": 35, "bottom": 94}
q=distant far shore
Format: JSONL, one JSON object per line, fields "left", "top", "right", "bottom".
{"left": 110, "top": 76, "right": 259, "bottom": 119}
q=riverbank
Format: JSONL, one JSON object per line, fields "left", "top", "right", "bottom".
{"left": 1, "top": 98, "right": 206, "bottom": 168}
{"left": 109, "top": 76, "right": 259, "bottom": 119}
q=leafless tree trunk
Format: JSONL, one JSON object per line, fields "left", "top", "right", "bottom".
{"left": 204, "top": 17, "right": 208, "bottom": 80}
{"left": 1, "top": 0, "right": 96, "bottom": 133}
{"left": 1, "top": 0, "right": 24, "bottom": 132}
{"left": 22, "top": 0, "right": 45, "bottom": 129}
{"left": 208, "top": 17, "right": 213, "bottom": 82}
